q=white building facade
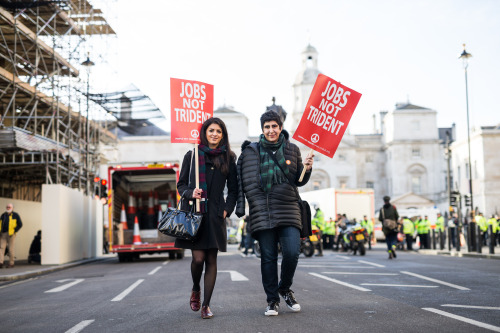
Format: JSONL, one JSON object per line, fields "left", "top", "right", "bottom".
{"left": 290, "top": 45, "right": 449, "bottom": 212}
{"left": 451, "top": 126, "right": 500, "bottom": 217}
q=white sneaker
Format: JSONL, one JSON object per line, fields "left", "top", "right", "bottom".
{"left": 265, "top": 302, "right": 279, "bottom": 316}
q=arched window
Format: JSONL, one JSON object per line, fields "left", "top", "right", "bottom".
{"left": 407, "top": 164, "right": 427, "bottom": 194}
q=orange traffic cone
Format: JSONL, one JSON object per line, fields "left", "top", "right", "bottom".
{"left": 148, "top": 190, "right": 155, "bottom": 215}
{"left": 120, "top": 204, "right": 128, "bottom": 230}
{"left": 133, "top": 216, "right": 142, "bottom": 245}
{"left": 127, "top": 191, "right": 136, "bottom": 214}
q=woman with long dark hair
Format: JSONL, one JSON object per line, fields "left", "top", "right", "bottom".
{"left": 175, "top": 117, "right": 238, "bottom": 319}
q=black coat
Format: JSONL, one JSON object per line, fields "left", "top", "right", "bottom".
{"left": 175, "top": 150, "right": 238, "bottom": 252}
{"left": 236, "top": 130, "right": 311, "bottom": 236}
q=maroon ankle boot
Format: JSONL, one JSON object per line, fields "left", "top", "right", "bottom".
{"left": 190, "top": 290, "right": 201, "bottom": 311}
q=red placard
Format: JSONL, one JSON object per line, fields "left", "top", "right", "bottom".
{"left": 170, "top": 78, "right": 214, "bottom": 143}
{"left": 292, "top": 74, "right": 362, "bottom": 158}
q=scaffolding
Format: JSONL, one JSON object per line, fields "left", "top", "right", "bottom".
{"left": 0, "top": 0, "right": 116, "bottom": 201}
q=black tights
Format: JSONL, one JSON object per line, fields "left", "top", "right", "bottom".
{"left": 191, "top": 248, "right": 218, "bottom": 307}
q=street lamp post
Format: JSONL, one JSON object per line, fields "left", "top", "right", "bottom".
{"left": 81, "top": 55, "right": 95, "bottom": 196}
{"left": 458, "top": 44, "right": 476, "bottom": 249}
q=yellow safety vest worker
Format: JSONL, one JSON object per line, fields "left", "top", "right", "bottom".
{"left": 403, "top": 218, "right": 415, "bottom": 234}
{"left": 487, "top": 218, "right": 499, "bottom": 233}
{"left": 436, "top": 216, "right": 445, "bottom": 232}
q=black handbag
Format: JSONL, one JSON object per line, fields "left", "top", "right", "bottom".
{"left": 158, "top": 192, "right": 202, "bottom": 241}
{"left": 158, "top": 149, "right": 202, "bottom": 241}
{"left": 262, "top": 146, "right": 312, "bottom": 238}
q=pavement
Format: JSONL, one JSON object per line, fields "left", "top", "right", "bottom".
{"left": 0, "top": 255, "right": 113, "bottom": 282}
{"left": 0, "top": 244, "right": 498, "bottom": 282}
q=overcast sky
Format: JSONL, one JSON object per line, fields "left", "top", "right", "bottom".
{"left": 95, "top": 0, "right": 500, "bottom": 139}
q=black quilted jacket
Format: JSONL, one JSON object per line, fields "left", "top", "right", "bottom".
{"left": 235, "top": 130, "right": 311, "bottom": 236}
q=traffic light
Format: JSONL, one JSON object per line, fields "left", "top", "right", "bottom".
{"left": 100, "top": 179, "right": 108, "bottom": 204}
{"left": 450, "top": 194, "right": 458, "bottom": 207}
{"left": 463, "top": 194, "right": 471, "bottom": 207}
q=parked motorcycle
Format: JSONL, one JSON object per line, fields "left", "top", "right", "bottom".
{"left": 253, "top": 229, "right": 320, "bottom": 258}
{"left": 340, "top": 223, "right": 368, "bottom": 255}
{"left": 301, "top": 228, "right": 321, "bottom": 257}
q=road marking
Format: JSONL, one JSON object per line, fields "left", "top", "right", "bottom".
{"left": 148, "top": 266, "right": 162, "bottom": 275}
{"left": 361, "top": 283, "right": 438, "bottom": 288}
{"left": 401, "top": 271, "right": 470, "bottom": 290}
{"left": 45, "top": 279, "right": 84, "bottom": 293}
{"left": 65, "top": 320, "right": 95, "bottom": 333}
{"left": 162, "top": 261, "right": 169, "bottom": 265}
{"left": 111, "top": 279, "right": 145, "bottom": 302}
{"left": 423, "top": 308, "right": 500, "bottom": 332}
{"left": 299, "top": 265, "right": 373, "bottom": 268}
{"left": 322, "top": 272, "right": 399, "bottom": 276}
{"left": 442, "top": 304, "right": 500, "bottom": 311}
{"left": 335, "top": 256, "right": 351, "bottom": 260}
{"left": 218, "top": 270, "right": 249, "bottom": 281}
{"left": 309, "top": 273, "right": 371, "bottom": 292}
{"left": 358, "top": 260, "right": 385, "bottom": 268}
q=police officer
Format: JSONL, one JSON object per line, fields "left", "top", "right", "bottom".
{"left": 416, "top": 215, "right": 431, "bottom": 249}
{"left": 360, "top": 215, "right": 373, "bottom": 250}
{"left": 487, "top": 214, "right": 499, "bottom": 247}
{"left": 402, "top": 216, "right": 415, "bottom": 250}
{"left": 312, "top": 205, "right": 324, "bottom": 256}
{"left": 323, "top": 217, "right": 336, "bottom": 250}
{"left": 475, "top": 212, "right": 488, "bottom": 246}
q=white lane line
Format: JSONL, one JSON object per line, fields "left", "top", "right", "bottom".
{"left": 148, "top": 266, "right": 162, "bottom": 275}
{"left": 111, "top": 279, "right": 145, "bottom": 302}
{"left": 162, "top": 261, "right": 169, "bottom": 265}
{"left": 361, "top": 283, "right": 438, "bottom": 288}
{"left": 309, "top": 272, "right": 371, "bottom": 292}
{"left": 401, "top": 271, "right": 470, "bottom": 291}
{"left": 218, "top": 270, "right": 249, "bottom": 281}
{"left": 322, "top": 272, "right": 399, "bottom": 276}
{"left": 45, "top": 279, "right": 85, "bottom": 293}
{"left": 65, "top": 320, "right": 95, "bottom": 333}
{"left": 299, "top": 265, "right": 373, "bottom": 268}
{"left": 442, "top": 304, "right": 500, "bottom": 311}
{"left": 335, "top": 256, "right": 351, "bottom": 260}
{"left": 358, "top": 260, "right": 385, "bottom": 268}
{"left": 423, "top": 308, "right": 500, "bottom": 332}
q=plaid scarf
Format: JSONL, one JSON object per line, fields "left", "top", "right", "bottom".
{"left": 259, "top": 133, "right": 289, "bottom": 192}
{"left": 197, "top": 144, "right": 226, "bottom": 213}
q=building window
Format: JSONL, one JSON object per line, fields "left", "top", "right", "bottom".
{"left": 474, "top": 161, "right": 478, "bottom": 179}
{"left": 365, "top": 154, "right": 373, "bottom": 163}
{"left": 412, "top": 176, "right": 422, "bottom": 194}
{"left": 366, "top": 181, "right": 374, "bottom": 189}
{"left": 313, "top": 181, "right": 321, "bottom": 191}
{"left": 338, "top": 154, "right": 346, "bottom": 161}
{"left": 465, "top": 162, "right": 469, "bottom": 179}
{"left": 338, "top": 177, "right": 348, "bottom": 188}
{"left": 412, "top": 148, "right": 420, "bottom": 158}
{"left": 457, "top": 166, "right": 461, "bottom": 187}
{"left": 412, "top": 121, "right": 420, "bottom": 131}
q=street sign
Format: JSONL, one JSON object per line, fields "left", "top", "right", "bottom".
{"left": 292, "top": 74, "right": 362, "bottom": 158}
{"left": 463, "top": 194, "right": 471, "bottom": 207}
{"left": 170, "top": 78, "right": 214, "bottom": 144}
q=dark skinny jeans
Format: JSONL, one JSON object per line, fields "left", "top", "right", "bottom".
{"left": 257, "top": 226, "right": 301, "bottom": 303}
